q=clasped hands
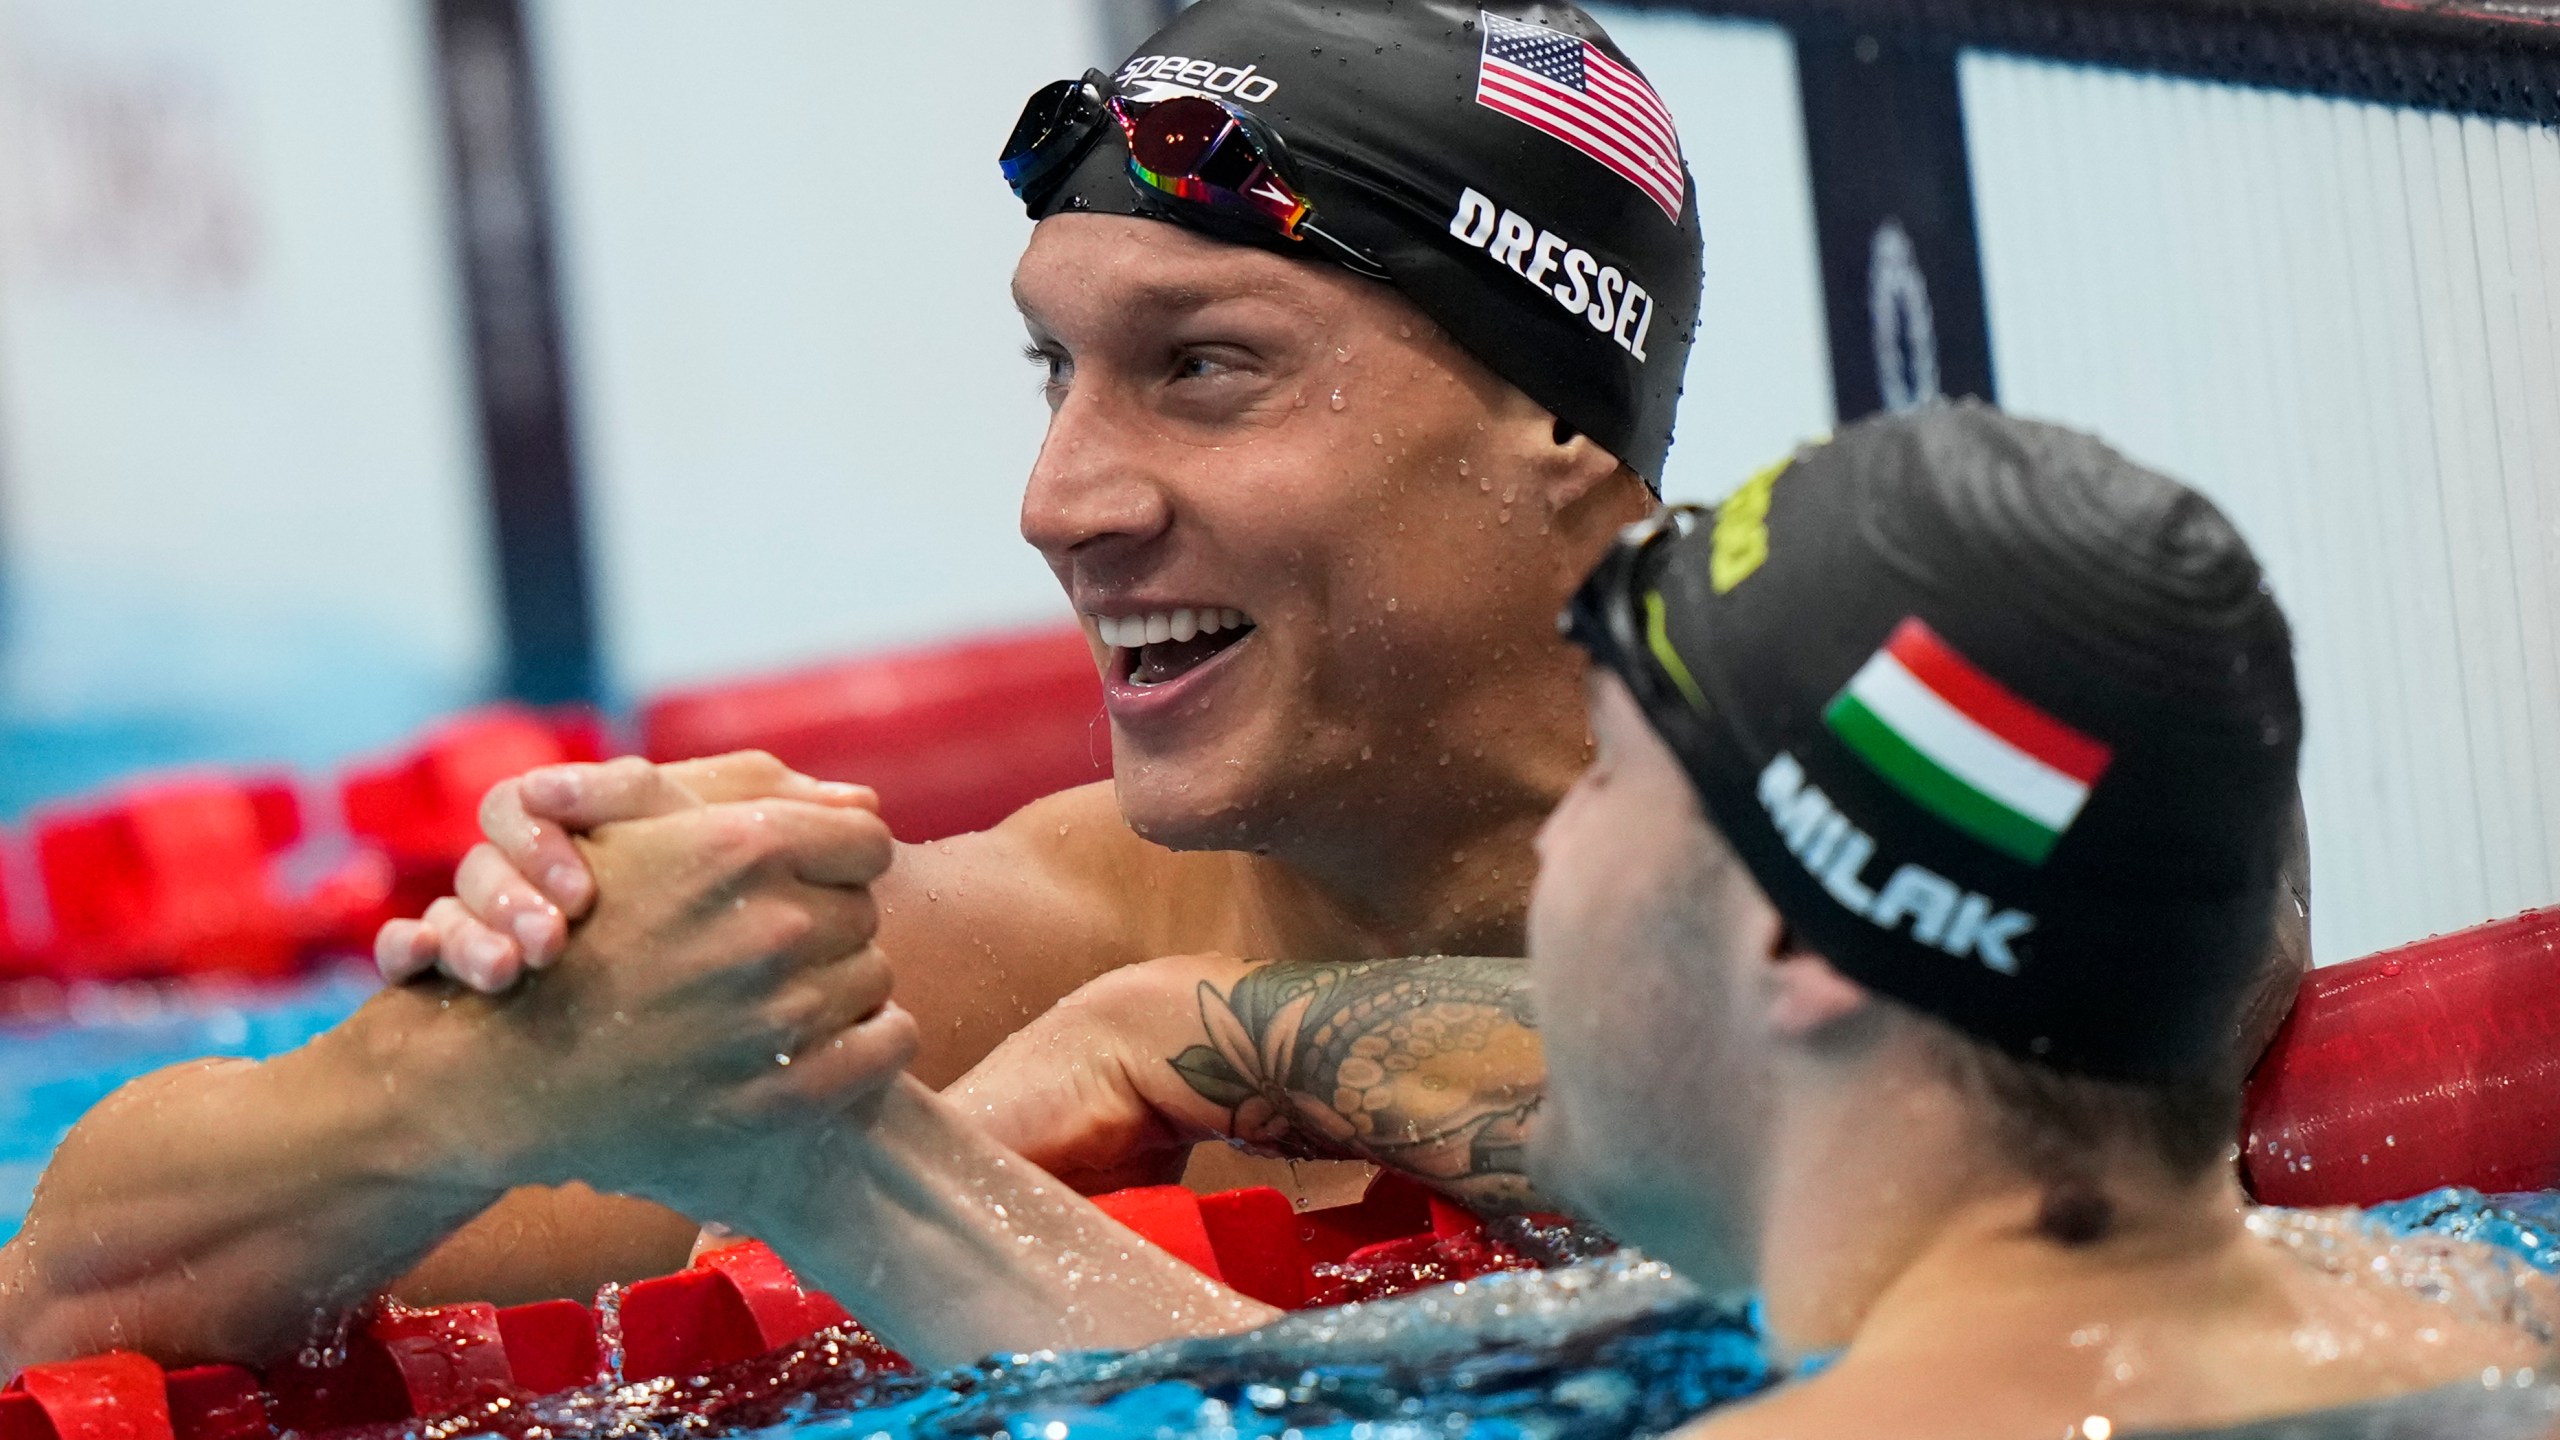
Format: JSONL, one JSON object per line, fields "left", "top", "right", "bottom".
{"left": 368, "top": 753, "right": 923, "bottom": 1211}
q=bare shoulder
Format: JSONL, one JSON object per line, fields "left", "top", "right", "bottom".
{"left": 1678, "top": 1359, "right": 2062, "bottom": 1440}
{"left": 891, "top": 784, "right": 1251, "bottom": 954}
{"left": 875, "top": 782, "right": 1255, "bottom": 1082}
{"left": 1668, "top": 1385, "right": 1824, "bottom": 1440}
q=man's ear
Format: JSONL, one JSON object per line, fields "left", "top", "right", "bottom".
{"left": 1765, "top": 925, "right": 1871, "bottom": 1039}
{"left": 1538, "top": 416, "right": 1647, "bottom": 522}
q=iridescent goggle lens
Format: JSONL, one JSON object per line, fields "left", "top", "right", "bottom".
{"left": 998, "top": 73, "right": 1382, "bottom": 277}
{"left": 1108, "top": 93, "right": 1313, "bottom": 238}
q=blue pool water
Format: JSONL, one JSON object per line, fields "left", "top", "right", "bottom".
{"left": 0, "top": 969, "right": 378, "bottom": 1233}
{"left": 3, "top": 973, "right": 2558, "bottom": 1440}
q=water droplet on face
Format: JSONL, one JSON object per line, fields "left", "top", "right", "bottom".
{"left": 1335, "top": 347, "right": 1351, "bottom": 363}
{"left": 1330, "top": 390, "right": 1347, "bottom": 411}
{"left": 1372, "top": 433, "right": 1384, "bottom": 445}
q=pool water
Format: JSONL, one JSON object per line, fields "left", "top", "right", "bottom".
{"left": 2, "top": 973, "right": 2556, "bottom": 1440}
{"left": 0, "top": 969, "right": 379, "bottom": 1233}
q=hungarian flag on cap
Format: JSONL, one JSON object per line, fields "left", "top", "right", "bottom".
{"left": 1824, "top": 619, "right": 2115, "bottom": 867}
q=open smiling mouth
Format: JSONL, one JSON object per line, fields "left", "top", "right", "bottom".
{"left": 1093, "top": 607, "right": 1258, "bottom": 688}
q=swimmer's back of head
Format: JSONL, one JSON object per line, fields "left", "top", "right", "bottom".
{"left": 1570, "top": 400, "right": 2303, "bottom": 1088}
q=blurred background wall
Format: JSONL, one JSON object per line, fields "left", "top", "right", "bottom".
{"left": 0, "top": 0, "right": 1830, "bottom": 805}
{"left": 0, "top": 0, "right": 490, "bottom": 809}
{"left": 0, "top": 0, "right": 2550, "bottom": 964}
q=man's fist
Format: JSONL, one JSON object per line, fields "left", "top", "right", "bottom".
{"left": 393, "top": 794, "right": 916, "bottom": 1200}
{"left": 375, "top": 752, "right": 877, "bottom": 993}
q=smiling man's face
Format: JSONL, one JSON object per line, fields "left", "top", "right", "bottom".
{"left": 1014, "top": 212, "right": 1628, "bottom": 856}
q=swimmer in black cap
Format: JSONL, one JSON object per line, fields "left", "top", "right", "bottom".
{"left": 1527, "top": 403, "right": 2555, "bottom": 1437}
{"left": 5, "top": 0, "right": 1699, "bottom": 1367}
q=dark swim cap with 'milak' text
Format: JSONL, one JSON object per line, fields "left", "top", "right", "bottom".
{"left": 1591, "top": 403, "right": 2303, "bottom": 1083}
{"left": 1024, "top": 0, "right": 1704, "bottom": 488}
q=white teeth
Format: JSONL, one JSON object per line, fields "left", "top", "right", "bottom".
{"left": 1089, "top": 609, "right": 1254, "bottom": 649}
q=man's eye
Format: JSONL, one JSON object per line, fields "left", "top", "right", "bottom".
{"left": 1172, "top": 351, "right": 1235, "bottom": 383}
{"left": 1023, "top": 344, "right": 1071, "bottom": 397}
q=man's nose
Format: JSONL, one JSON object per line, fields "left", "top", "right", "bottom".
{"left": 1019, "top": 391, "right": 1175, "bottom": 561}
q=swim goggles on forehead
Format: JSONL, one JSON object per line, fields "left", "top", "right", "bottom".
{"left": 1000, "top": 70, "right": 1389, "bottom": 279}
{"left": 1562, "top": 504, "right": 1717, "bottom": 725}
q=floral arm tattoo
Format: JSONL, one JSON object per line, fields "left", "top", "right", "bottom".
{"left": 1166, "top": 956, "right": 1549, "bottom": 1215}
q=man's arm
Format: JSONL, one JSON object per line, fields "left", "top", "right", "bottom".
{"left": 0, "top": 797, "right": 904, "bottom": 1370}
{"left": 695, "top": 1076, "right": 1278, "bottom": 1369}
{"left": 0, "top": 1022, "right": 511, "bottom": 1371}
{"left": 948, "top": 953, "right": 1556, "bottom": 1216}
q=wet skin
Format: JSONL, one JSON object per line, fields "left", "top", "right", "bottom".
{"left": 0, "top": 212, "right": 1651, "bottom": 1369}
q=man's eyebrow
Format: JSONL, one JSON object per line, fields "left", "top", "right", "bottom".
{"left": 1012, "top": 278, "right": 1267, "bottom": 325}
{"left": 1118, "top": 281, "right": 1232, "bottom": 313}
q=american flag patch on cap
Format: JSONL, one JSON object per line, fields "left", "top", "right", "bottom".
{"left": 1474, "top": 11, "right": 1686, "bottom": 221}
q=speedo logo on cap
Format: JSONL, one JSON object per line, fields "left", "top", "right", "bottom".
{"left": 1448, "top": 188, "right": 1656, "bottom": 363}
{"left": 1115, "top": 54, "right": 1278, "bottom": 103}
{"left": 1759, "top": 752, "right": 2033, "bottom": 976}
{"left": 1824, "top": 619, "right": 2115, "bottom": 867}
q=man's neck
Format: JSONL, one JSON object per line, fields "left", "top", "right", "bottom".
{"left": 1237, "top": 790, "right": 1556, "bottom": 960}
{"left": 1750, "top": 1064, "right": 2247, "bottom": 1362}
{"left": 1715, "top": 1165, "right": 2548, "bottom": 1440}
{"left": 1225, "top": 676, "right": 1591, "bottom": 960}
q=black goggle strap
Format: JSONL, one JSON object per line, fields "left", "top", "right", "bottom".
{"left": 1564, "top": 505, "right": 1712, "bottom": 721}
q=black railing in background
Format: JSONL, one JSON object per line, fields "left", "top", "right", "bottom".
{"left": 1616, "top": 0, "right": 2560, "bottom": 426}
{"left": 430, "top": 0, "right": 602, "bottom": 707}
{"left": 1624, "top": 0, "right": 2560, "bottom": 123}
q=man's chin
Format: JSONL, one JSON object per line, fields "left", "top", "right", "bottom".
{"left": 1112, "top": 768, "right": 1281, "bottom": 854}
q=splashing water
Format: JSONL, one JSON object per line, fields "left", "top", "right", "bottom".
{"left": 400, "top": 1254, "right": 1764, "bottom": 1440}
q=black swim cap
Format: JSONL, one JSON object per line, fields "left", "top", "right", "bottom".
{"left": 1569, "top": 403, "right": 2303, "bottom": 1082}
{"left": 1017, "top": 0, "right": 1704, "bottom": 488}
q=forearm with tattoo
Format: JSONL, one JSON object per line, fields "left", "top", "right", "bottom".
{"left": 1165, "top": 957, "right": 1549, "bottom": 1214}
